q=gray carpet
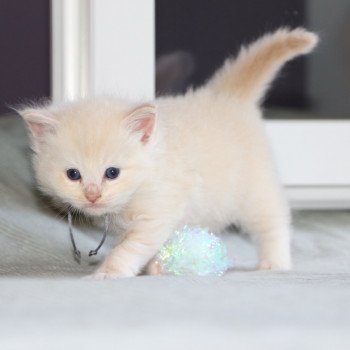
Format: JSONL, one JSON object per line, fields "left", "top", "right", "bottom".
{"left": 1, "top": 115, "right": 350, "bottom": 349}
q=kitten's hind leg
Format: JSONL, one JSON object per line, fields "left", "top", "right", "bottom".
{"left": 238, "top": 178, "right": 292, "bottom": 271}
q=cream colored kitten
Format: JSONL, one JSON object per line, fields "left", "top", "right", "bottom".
{"left": 20, "top": 28, "right": 318, "bottom": 279}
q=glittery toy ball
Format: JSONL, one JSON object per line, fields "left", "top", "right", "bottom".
{"left": 154, "top": 226, "right": 232, "bottom": 276}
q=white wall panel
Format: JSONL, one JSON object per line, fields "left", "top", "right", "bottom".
{"left": 91, "top": 0, "right": 155, "bottom": 101}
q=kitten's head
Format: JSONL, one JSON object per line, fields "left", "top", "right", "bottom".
{"left": 19, "top": 98, "right": 157, "bottom": 216}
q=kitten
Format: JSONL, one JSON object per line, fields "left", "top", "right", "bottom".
{"left": 19, "top": 28, "right": 318, "bottom": 279}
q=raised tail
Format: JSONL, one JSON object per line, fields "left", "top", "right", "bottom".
{"left": 206, "top": 28, "right": 318, "bottom": 104}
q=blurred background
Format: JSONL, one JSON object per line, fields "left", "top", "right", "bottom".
{"left": 0, "top": 0, "right": 349, "bottom": 200}
{"left": 1, "top": 0, "right": 350, "bottom": 119}
{"left": 0, "top": 0, "right": 50, "bottom": 115}
{"left": 156, "top": 0, "right": 350, "bottom": 119}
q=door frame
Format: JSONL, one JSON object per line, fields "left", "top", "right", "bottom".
{"left": 51, "top": 0, "right": 350, "bottom": 209}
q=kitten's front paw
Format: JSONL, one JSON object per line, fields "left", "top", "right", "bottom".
{"left": 84, "top": 272, "right": 125, "bottom": 280}
{"left": 145, "top": 258, "right": 163, "bottom": 276}
{"left": 85, "top": 265, "right": 135, "bottom": 280}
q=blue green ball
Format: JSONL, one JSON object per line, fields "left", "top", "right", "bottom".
{"left": 155, "top": 226, "right": 232, "bottom": 276}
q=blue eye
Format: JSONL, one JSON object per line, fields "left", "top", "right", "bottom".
{"left": 105, "top": 167, "right": 120, "bottom": 179}
{"left": 66, "top": 168, "right": 81, "bottom": 181}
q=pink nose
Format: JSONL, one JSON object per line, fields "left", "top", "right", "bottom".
{"left": 84, "top": 184, "right": 101, "bottom": 203}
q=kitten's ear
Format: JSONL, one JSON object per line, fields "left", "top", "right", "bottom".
{"left": 124, "top": 104, "right": 156, "bottom": 144}
{"left": 18, "top": 108, "right": 58, "bottom": 139}
{"left": 17, "top": 108, "right": 59, "bottom": 152}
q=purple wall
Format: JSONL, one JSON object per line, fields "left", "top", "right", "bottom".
{"left": 0, "top": 0, "right": 50, "bottom": 115}
{"left": 156, "top": 0, "right": 306, "bottom": 109}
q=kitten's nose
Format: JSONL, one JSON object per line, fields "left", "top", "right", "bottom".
{"left": 84, "top": 184, "right": 101, "bottom": 203}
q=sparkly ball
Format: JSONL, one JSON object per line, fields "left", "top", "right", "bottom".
{"left": 154, "top": 226, "right": 232, "bottom": 276}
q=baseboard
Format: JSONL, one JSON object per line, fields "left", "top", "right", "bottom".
{"left": 286, "top": 186, "right": 350, "bottom": 209}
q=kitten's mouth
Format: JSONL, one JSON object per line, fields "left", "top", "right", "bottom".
{"left": 83, "top": 203, "right": 109, "bottom": 217}
{"left": 86, "top": 203, "right": 104, "bottom": 209}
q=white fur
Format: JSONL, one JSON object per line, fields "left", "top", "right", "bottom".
{"left": 20, "top": 28, "right": 318, "bottom": 278}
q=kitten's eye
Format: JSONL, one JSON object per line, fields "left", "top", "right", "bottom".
{"left": 105, "top": 167, "right": 120, "bottom": 179}
{"left": 66, "top": 168, "right": 81, "bottom": 181}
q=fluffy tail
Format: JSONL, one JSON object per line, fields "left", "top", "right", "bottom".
{"left": 206, "top": 28, "right": 318, "bottom": 104}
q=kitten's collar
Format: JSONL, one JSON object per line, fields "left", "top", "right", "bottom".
{"left": 68, "top": 210, "right": 109, "bottom": 262}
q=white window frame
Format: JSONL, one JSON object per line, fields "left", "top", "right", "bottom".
{"left": 51, "top": 0, "right": 91, "bottom": 102}
{"left": 51, "top": 0, "right": 350, "bottom": 209}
